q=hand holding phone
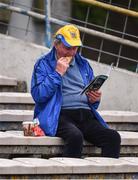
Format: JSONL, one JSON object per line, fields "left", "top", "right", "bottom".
{"left": 81, "top": 75, "right": 108, "bottom": 95}
{"left": 81, "top": 63, "right": 114, "bottom": 95}
{"left": 86, "top": 90, "right": 102, "bottom": 103}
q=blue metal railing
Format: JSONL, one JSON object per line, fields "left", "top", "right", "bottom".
{"left": 45, "top": 0, "right": 51, "bottom": 48}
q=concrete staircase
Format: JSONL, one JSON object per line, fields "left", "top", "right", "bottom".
{"left": 0, "top": 157, "right": 138, "bottom": 179}
{"left": 0, "top": 75, "right": 27, "bottom": 92}
{"left": 0, "top": 130, "right": 138, "bottom": 159}
{"left": 0, "top": 75, "right": 138, "bottom": 179}
{"left": 0, "top": 109, "right": 138, "bottom": 131}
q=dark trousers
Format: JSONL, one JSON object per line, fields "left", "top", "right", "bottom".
{"left": 56, "top": 108, "right": 121, "bottom": 158}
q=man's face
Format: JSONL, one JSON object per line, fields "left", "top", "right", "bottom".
{"left": 55, "top": 42, "right": 78, "bottom": 59}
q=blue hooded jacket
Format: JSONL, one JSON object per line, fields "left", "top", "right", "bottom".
{"left": 31, "top": 47, "right": 108, "bottom": 136}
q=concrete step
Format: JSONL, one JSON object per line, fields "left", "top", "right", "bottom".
{"left": 0, "top": 110, "right": 138, "bottom": 131}
{"left": 100, "top": 110, "right": 138, "bottom": 131}
{"left": 0, "top": 131, "right": 137, "bottom": 158}
{"left": 0, "top": 157, "right": 138, "bottom": 179}
{"left": 0, "top": 75, "right": 27, "bottom": 92}
{"left": 0, "top": 110, "right": 33, "bottom": 131}
{"left": 0, "top": 92, "right": 34, "bottom": 110}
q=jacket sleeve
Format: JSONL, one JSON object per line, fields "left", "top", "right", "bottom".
{"left": 31, "top": 59, "right": 62, "bottom": 103}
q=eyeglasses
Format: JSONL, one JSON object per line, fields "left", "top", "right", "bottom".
{"left": 61, "top": 43, "right": 78, "bottom": 51}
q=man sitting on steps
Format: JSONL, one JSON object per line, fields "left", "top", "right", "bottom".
{"left": 31, "top": 24, "right": 121, "bottom": 158}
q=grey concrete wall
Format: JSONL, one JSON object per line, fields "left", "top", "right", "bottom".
{"left": 8, "top": 0, "right": 71, "bottom": 46}
{"left": 8, "top": 0, "right": 34, "bottom": 43}
{"left": 89, "top": 61, "right": 138, "bottom": 112}
{"left": 0, "top": 33, "right": 138, "bottom": 112}
{"left": 0, "top": 33, "right": 48, "bottom": 91}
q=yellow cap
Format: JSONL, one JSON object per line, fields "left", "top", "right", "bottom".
{"left": 55, "top": 24, "right": 82, "bottom": 47}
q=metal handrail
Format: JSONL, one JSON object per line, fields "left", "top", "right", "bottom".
{"left": 0, "top": 21, "right": 136, "bottom": 64}
{"left": 78, "top": 0, "right": 138, "bottom": 18}
{"left": 0, "top": 2, "right": 138, "bottom": 49}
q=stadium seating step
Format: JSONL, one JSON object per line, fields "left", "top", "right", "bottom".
{"left": 0, "top": 130, "right": 137, "bottom": 158}
{"left": 0, "top": 92, "right": 34, "bottom": 110}
{"left": 0, "top": 157, "right": 138, "bottom": 179}
{"left": 0, "top": 75, "right": 27, "bottom": 92}
{"left": 0, "top": 109, "right": 138, "bottom": 131}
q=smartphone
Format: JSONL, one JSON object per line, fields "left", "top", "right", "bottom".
{"left": 81, "top": 75, "right": 108, "bottom": 95}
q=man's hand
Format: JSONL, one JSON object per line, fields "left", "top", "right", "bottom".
{"left": 56, "top": 57, "right": 70, "bottom": 76}
{"left": 86, "top": 90, "right": 101, "bottom": 104}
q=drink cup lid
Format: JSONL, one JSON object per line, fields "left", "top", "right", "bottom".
{"left": 22, "top": 121, "right": 34, "bottom": 125}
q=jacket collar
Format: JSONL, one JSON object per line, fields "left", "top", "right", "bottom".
{"left": 45, "top": 47, "right": 57, "bottom": 69}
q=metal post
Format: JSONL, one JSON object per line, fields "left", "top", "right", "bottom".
{"left": 79, "top": 6, "right": 90, "bottom": 55}
{"left": 98, "top": 0, "right": 111, "bottom": 63}
{"left": 45, "top": 0, "right": 51, "bottom": 48}
{"left": 136, "top": 63, "right": 138, "bottom": 73}
{"left": 116, "top": 0, "right": 132, "bottom": 68}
